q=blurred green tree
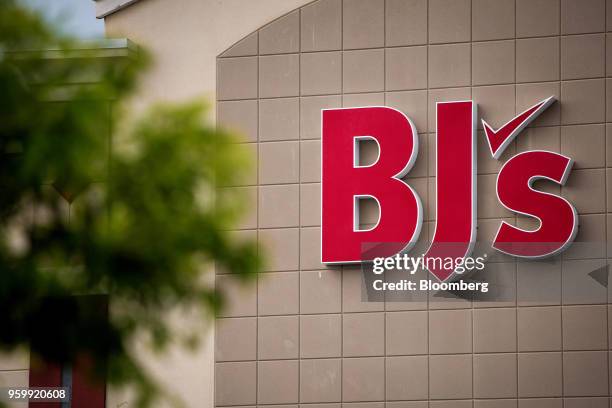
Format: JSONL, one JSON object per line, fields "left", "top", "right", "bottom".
{"left": 0, "top": 0, "right": 260, "bottom": 405}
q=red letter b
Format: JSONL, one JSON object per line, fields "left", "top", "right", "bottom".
{"left": 321, "top": 107, "right": 422, "bottom": 263}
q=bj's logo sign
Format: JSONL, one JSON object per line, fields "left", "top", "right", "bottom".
{"left": 321, "top": 97, "right": 578, "bottom": 282}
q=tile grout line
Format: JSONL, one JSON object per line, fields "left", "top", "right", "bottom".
{"left": 605, "top": 0, "right": 610, "bottom": 403}
{"left": 218, "top": 299, "right": 612, "bottom": 317}
{"left": 383, "top": 0, "right": 387, "bottom": 405}
{"left": 219, "top": 30, "right": 610, "bottom": 60}
{"left": 558, "top": 2, "right": 565, "bottom": 406}
{"left": 219, "top": 347, "right": 612, "bottom": 364}
{"left": 216, "top": 394, "right": 612, "bottom": 407}
{"left": 256, "top": 29, "right": 260, "bottom": 408}
{"left": 220, "top": 75, "right": 612, "bottom": 104}
{"left": 214, "top": 54, "right": 220, "bottom": 408}
{"left": 469, "top": 0, "right": 474, "bottom": 403}
{"left": 340, "top": 0, "right": 344, "bottom": 404}
{"left": 514, "top": 0, "right": 520, "bottom": 403}
{"left": 426, "top": 0, "right": 431, "bottom": 405}
{"left": 298, "top": 6, "right": 302, "bottom": 405}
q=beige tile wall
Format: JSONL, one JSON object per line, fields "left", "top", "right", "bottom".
{"left": 216, "top": 0, "right": 612, "bottom": 406}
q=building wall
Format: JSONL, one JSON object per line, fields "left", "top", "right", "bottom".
{"left": 104, "top": 0, "right": 315, "bottom": 111}
{"left": 215, "top": 0, "right": 612, "bottom": 407}
{"left": 102, "top": 1, "right": 313, "bottom": 407}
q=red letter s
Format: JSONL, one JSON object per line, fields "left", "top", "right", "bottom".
{"left": 493, "top": 150, "right": 578, "bottom": 258}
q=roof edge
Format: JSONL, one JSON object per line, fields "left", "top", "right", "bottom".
{"left": 7, "top": 38, "right": 138, "bottom": 59}
{"left": 93, "top": 0, "right": 143, "bottom": 19}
